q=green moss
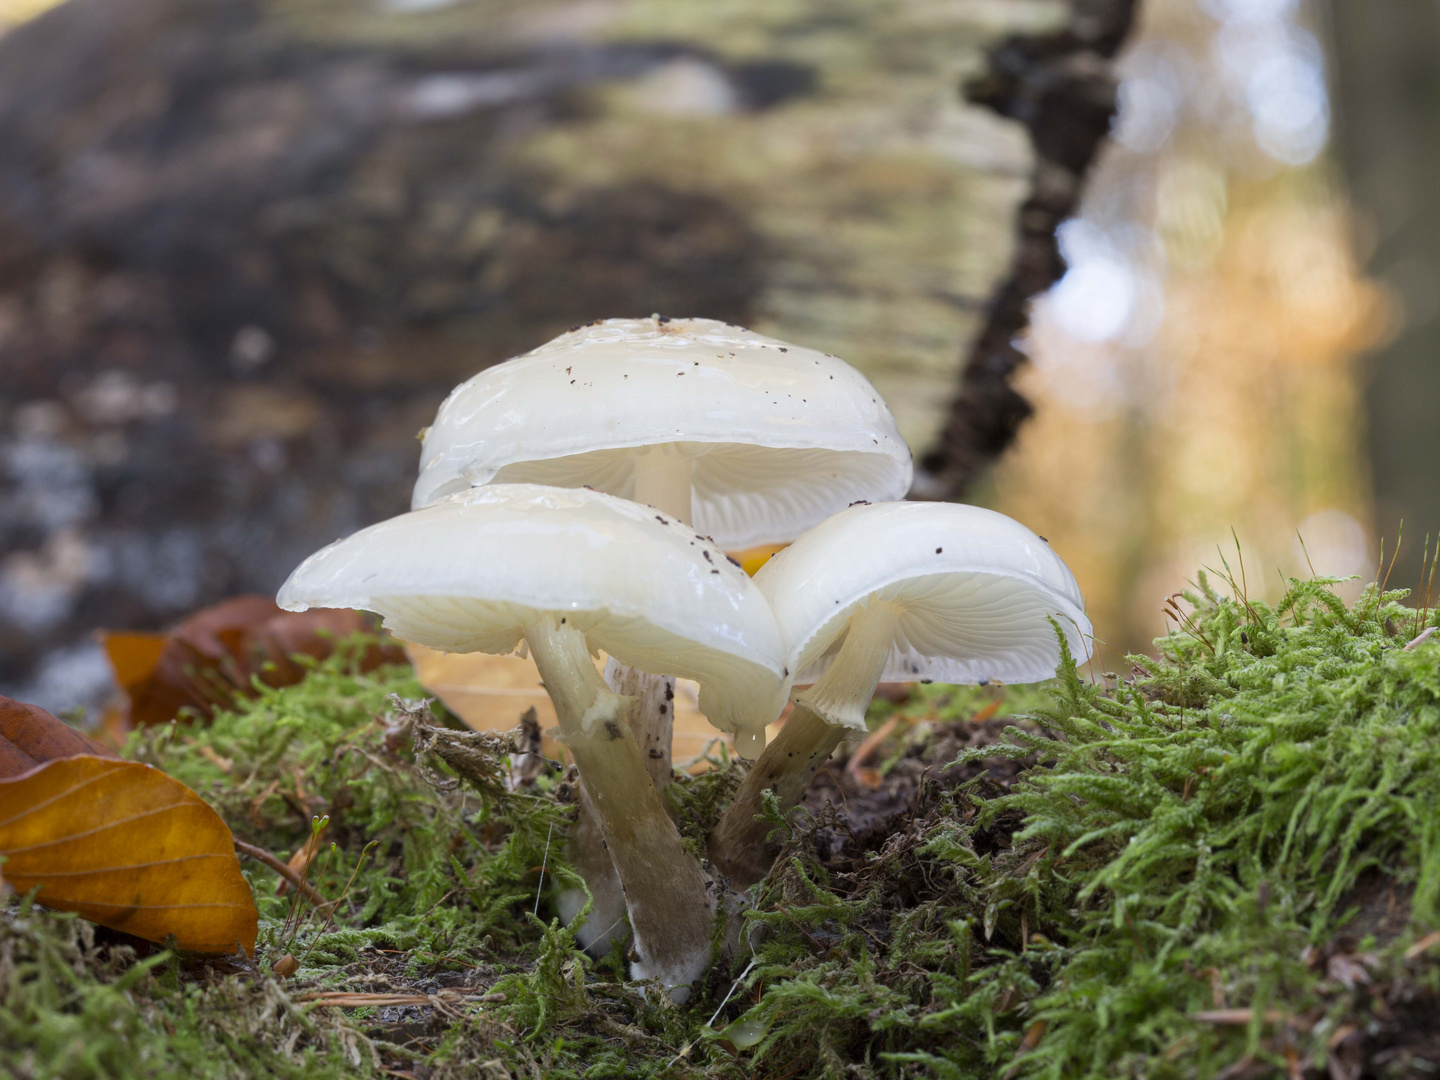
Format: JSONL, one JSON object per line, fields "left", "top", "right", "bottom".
{"left": 6, "top": 578, "right": 1440, "bottom": 1078}
{"left": 0, "top": 901, "right": 378, "bottom": 1079}
{"left": 720, "top": 575, "right": 1440, "bottom": 1079}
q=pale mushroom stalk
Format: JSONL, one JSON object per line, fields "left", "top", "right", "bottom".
{"left": 710, "top": 601, "right": 899, "bottom": 889}
{"left": 594, "top": 444, "right": 693, "bottom": 948}
{"left": 630, "top": 444, "right": 694, "bottom": 524}
{"left": 524, "top": 615, "right": 714, "bottom": 986}
{"left": 612, "top": 441, "right": 695, "bottom": 787}
{"left": 603, "top": 657, "right": 674, "bottom": 790}
{"left": 564, "top": 657, "right": 676, "bottom": 959}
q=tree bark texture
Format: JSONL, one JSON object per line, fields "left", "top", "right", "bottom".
{"left": 0, "top": 0, "right": 1136, "bottom": 706}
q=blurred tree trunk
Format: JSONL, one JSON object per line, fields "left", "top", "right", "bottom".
{"left": 1328, "top": 2, "right": 1440, "bottom": 594}
{"left": 920, "top": 0, "right": 1140, "bottom": 499}
{"left": 0, "top": 0, "right": 1135, "bottom": 709}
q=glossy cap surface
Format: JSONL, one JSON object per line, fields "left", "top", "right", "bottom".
{"left": 279, "top": 484, "right": 788, "bottom": 751}
{"left": 412, "top": 317, "right": 912, "bottom": 547}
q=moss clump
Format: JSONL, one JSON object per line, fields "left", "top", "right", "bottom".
{"left": 5, "top": 575, "right": 1440, "bottom": 1078}
{"left": 723, "top": 574, "right": 1440, "bottom": 1079}
{"left": 0, "top": 901, "right": 377, "bottom": 1079}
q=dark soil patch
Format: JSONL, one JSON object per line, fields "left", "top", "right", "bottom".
{"left": 1338, "top": 869, "right": 1415, "bottom": 949}
{"left": 799, "top": 714, "right": 1034, "bottom": 873}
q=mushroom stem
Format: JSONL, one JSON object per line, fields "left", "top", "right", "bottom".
{"left": 617, "top": 443, "right": 693, "bottom": 782}
{"left": 560, "top": 660, "right": 677, "bottom": 957}
{"left": 604, "top": 657, "right": 676, "bottom": 791}
{"left": 525, "top": 615, "right": 714, "bottom": 988}
{"left": 567, "top": 448, "right": 689, "bottom": 956}
{"left": 710, "top": 601, "right": 900, "bottom": 890}
{"left": 631, "top": 444, "right": 694, "bottom": 524}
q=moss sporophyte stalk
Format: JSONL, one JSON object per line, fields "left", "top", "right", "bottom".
{"left": 6, "top": 569, "right": 1440, "bottom": 1078}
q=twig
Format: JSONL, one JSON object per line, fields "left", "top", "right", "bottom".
{"left": 844, "top": 716, "right": 903, "bottom": 782}
{"left": 297, "top": 990, "right": 506, "bottom": 1007}
{"left": 1195, "top": 1008, "right": 1287, "bottom": 1026}
{"left": 1404, "top": 627, "right": 1436, "bottom": 651}
{"left": 1002, "top": 1020, "right": 1048, "bottom": 1080}
{"left": 533, "top": 822, "right": 554, "bottom": 918}
{"left": 234, "top": 839, "right": 330, "bottom": 909}
{"left": 1404, "top": 930, "right": 1440, "bottom": 961}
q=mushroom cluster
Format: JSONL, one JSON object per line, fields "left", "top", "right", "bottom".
{"left": 278, "top": 316, "right": 1090, "bottom": 992}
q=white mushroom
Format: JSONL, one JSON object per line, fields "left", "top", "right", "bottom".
{"left": 412, "top": 316, "right": 912, "bottom": 547}
{"left": 413, "top": 315, "right": 907, "bottom": 784}
{"left": 410, "top": 315, "right": 911, "bottom": 945}
{"left": 277, "top": 483, "right": 788, "bottom": 988}
{"left": 709, "top": 500, "right": 1091, "bottom": 889}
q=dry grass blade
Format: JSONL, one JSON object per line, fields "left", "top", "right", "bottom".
{"left": 1404, "top": 627, "right": 1436, "bottom": 651}
{"left": 845, "top": 715, "right": 903, "bottom": 788}
{"left": 1404, "top": 930, "right": 1440, "bottom": 961}
{"left": 0, "top": 756, "right": 258, "bottom": 954}
{"left": 296, "top": 990, "right": 506, "bottom": 1007}
{"left": 1195, "top": 1009, "right": 1288, "bottom": 1026}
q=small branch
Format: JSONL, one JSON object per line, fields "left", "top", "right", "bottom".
{"left": 296, "top": 990, "right": 506, "bottom": 1007}
{"left": 234, "top": 839, "right": 331, "bottom": 909}
{"left": 1404, "top": 626, "right": 1436, "bottom": 651}
{"left": 844, "top": 715, "right": 904, "bottom": 783}
{"left": 1194, "top": 1008, "right": 1288, "bottom": 1026}
{"left": 1404, "top": 930, "right": 1440, "bottom": 960}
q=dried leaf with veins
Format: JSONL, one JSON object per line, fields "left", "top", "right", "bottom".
{"left": 0, "top": 754, "right": 258, "bottom": 954}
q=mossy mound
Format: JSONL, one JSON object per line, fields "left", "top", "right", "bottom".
{"left": 4, "top": 571, "right": 1440, "bottom": 1078}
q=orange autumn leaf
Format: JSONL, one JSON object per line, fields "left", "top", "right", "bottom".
{"left": 102, "top": 595, "right": 405, "bottom": 729}
{"left": 0, "top": 756, "right": 258, "bottom": 955}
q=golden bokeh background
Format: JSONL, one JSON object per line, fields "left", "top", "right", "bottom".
{"left": 990, "top": 0, "right": 1390, "bottom": 657}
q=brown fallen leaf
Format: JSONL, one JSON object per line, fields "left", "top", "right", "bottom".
{"left": 0, "top": 696, "right": 117, "bottom": 779}
{"left": 0, "top": 755, "right": 258, "bottom": 954}
{"left": 102, "top": 595, "right": 405, "bottom": 729}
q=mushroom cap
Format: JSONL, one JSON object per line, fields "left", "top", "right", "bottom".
{"left": 753, "top": 501, "right": 1092, "bottom": 685}
{"left": 411, "top": 317, "right": 913, "bottom": 548}
{"left": 278, "top": 484, "right": 788, "bottom": 745}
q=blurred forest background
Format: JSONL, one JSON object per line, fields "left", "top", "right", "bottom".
{"left": 0, "top": 0, "right": 1434, "bottom": 715}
